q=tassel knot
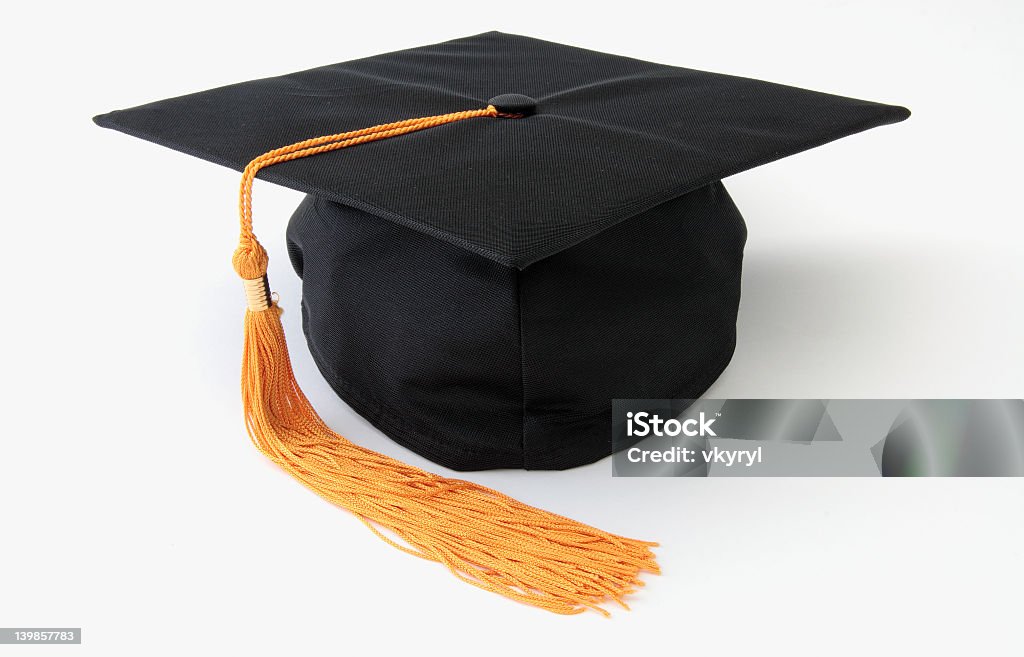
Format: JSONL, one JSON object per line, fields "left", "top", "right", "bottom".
{"left": 232, "top": 239, "right": 269, "bottom": 279}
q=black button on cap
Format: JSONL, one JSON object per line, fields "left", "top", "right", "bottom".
{"left": 488, "top": 94, "right": 537, "bottom": 116}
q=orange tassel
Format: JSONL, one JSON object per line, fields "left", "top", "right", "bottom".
{"left": 230, "top": 107, "right": 659, "bottom": 615}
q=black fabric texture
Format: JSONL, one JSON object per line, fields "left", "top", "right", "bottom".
{"left": 286, "top": 184, "right": 745, "bottom": 470}
{"left": 93, "top": 32, "right": 910, "bottom": 470}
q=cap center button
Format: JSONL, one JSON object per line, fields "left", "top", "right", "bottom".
{"left": 488, "top": 94, "right": 537, "bottom": 116}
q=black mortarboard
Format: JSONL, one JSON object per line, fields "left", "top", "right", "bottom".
{"left": 94, "top": 31, "right": 909, "bottom": 613}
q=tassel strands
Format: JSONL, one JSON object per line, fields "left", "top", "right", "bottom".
{"left": 231, "top": 107, "right": 659, "bottom": 615}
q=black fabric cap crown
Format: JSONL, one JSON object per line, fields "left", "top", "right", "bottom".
{"left": 95, "top": 32, "right": 909, "bottom": 470}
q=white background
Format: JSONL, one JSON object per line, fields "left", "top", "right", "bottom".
{"left": 2, "top": 1, "right": 1022, "bottom": 654}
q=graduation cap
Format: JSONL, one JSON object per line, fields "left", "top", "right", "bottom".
{"left": 94, "top": 31, "right": 909, "bottom": 614}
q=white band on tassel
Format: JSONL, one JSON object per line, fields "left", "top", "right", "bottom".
{"left": 243, "top": 276, "right": 271, "bottom": 312}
